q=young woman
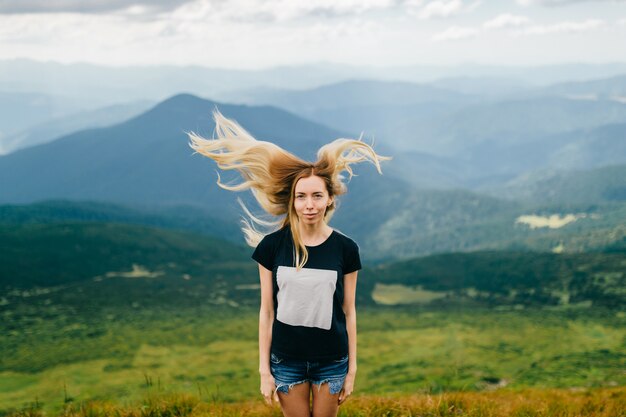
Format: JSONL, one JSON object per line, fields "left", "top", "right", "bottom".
{"left": 188, "top": 110, "right": 388, "bottom": 417}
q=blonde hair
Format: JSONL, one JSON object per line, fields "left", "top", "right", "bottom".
{"left": 188, "top": 109, "right": 390, "bottom": 269}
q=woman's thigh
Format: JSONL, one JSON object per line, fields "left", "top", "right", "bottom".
{"left": 270, "top": 353, "right": 347, "bottom": 417}
{"left": 277, "top": 381, "right": 311, "bottom": 417}
{"left": 311, "top": 382, "right": 340, "bottom": 417}
{"left": 310, "top": 355, "right": 348, "bottom": 417}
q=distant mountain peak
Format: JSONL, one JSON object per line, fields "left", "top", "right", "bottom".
{"left": 152, "top": 93, "right": 218, "bottom": 111}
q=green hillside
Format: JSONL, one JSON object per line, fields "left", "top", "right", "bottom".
{"left": 372, "top": 250, "right": 625, "bottom": 309}
{"left": 0, "top": 200, "right": 242, "bottom": 244}
{"left": 2, "top": 218, "right": 624, "bottom": 311}
{"left": 0, "top": 221, "right": 253, "bottom": 290}
{"left": 339, "top": 183, "right": 626, "bottom": 260}
{"left": 3, "top": 196, "right": 625, "bottom": 263}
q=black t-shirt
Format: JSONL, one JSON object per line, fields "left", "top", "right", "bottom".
{"left": 252, "top": 226, "right": 361, "bottom": 361}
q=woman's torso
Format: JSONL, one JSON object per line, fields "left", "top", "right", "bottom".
{"left": 252, "top": 226, "right": 361, "bottom": 361}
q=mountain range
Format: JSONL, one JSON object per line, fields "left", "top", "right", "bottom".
{"left": 1, "top": 88, "right": 624, "bottom": 260}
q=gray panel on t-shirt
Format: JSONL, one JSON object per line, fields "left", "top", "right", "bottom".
{"left": 276, "top": 266, "right": 338, "bottom": 330}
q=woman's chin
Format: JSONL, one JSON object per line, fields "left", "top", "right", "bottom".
{"left": 300, "top": 216, "right": 320, "bottom": 225}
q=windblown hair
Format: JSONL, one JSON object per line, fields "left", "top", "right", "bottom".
{"left": 188, "top": 109, "right": 389, "bottom": 269}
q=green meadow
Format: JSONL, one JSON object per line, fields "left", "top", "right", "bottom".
{"left": 2, "top": 302, "right": 624, "bottom": 416}
{"left": 1, "top": 221, "right": 625, "bottom": 415}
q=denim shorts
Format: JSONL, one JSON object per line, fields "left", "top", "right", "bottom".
{"left": 270, "top": 352, "right": 349, "bottom": 395}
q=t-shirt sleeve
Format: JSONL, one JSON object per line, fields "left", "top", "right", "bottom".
{"left": 343, "top": 239, "right": 362, "bottom": 274}
{"left": 251, "top": 234, "right": 275, "bottom": 271}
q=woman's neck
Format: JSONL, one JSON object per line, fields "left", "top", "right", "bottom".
{"left": 298, "top": 222, "right": 333, "bottom": 246}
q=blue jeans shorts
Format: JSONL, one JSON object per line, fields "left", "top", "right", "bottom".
{"left": 270, "top": 352, "right": 349, "bottom": 395}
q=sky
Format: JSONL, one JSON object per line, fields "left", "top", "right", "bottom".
{"left": 0, "top": 0, "right": 625, "bottom": 69}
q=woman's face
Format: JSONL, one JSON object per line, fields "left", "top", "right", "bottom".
{"left": 293, "top": 175, "right": 332, "bottom": 226}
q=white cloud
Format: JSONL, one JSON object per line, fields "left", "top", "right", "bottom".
{"left": 432, "top": 25, "right": 478, "bottom": 41}
{"left": 0, "top": 0, "right": 191, "bottom": 14}
{"left": 514, "top": 18, "right": 605, "bottom": 35}
{"left": 0, "top": 0, "right": 400, "bottom": 18}
{"left": 0, "top": 11, "right": 172, "bottom": 61}
{"left": 517, "top": 0, "right": 626, "bottom": 6}
{"left": 0, "top": 0, "right": 622, "bottom": 68}
{"left": 185, "top": 0, "right": 397, "bottom": 23}
{"left": 484, "top": 14, "right": 530, "bottom": 29}
{"left": 0, "top": 5, "right": 392, "bottom": 67}
{"left": 465, "top": 1, "right": 482, "bottom": 12}
{"left": 419, "top": 0, "right": 463, "bottom": 19}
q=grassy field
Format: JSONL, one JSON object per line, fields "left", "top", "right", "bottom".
{"left": 1, "top": 221, "right": 624, "bottom": 415}
{"left": 1, "top": 305, "right": 624, "bottom": 416}
{"left": 8, "top": 387, "right": 626, "bottom": 417}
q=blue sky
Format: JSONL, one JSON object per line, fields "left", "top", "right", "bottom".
{"left": 0, "top": 0, "right": 624, "bottom": 68}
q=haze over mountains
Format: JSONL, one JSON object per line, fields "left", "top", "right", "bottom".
{"left": 0, "top": 98, "right": 153, "bottom": 155}
{"left": 2, "top": 58, "right": 626, "bottom": 153}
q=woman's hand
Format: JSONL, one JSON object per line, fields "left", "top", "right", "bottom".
{"left": 338, "top": 372, "right": 355, "bottom": 405}
{"left": 260, "top": 372, "right": 278, "bottom": 405}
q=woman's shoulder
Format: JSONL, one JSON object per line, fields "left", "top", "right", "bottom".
{"left": 331, "top": 228, "right": 359, "bottom": 250}
{"left": 259, "top": 225, "right": 290, "bottom": 245}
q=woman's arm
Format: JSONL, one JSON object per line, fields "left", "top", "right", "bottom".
{"left": 339, "top": 270, "right": 358, "bottom": 404}
{"left": 258, "top": 264, "right": 276, "bottom": 404}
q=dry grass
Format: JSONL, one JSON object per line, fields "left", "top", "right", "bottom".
{"left": 8, "top": 387, "right": 625, "bottom": 417}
